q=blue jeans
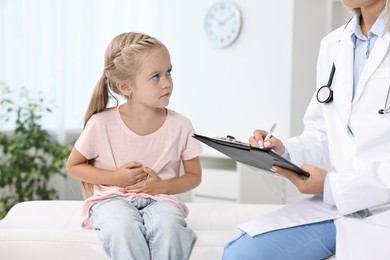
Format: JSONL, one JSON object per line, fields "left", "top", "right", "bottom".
{"left": 223, "top": 220, "right": 336, "bottom": 260}
{"left": 90, "top": 197, "right": 195, "bottom": 260}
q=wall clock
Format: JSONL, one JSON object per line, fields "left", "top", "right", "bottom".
{"left": 204, "top": 2, "right": 242, "bottom": 48}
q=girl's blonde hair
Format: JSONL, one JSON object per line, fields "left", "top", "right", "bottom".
{"left": 81, "top": 32, "right": 166, "bottom": 198}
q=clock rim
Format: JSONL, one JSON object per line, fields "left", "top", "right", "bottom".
{"left": 204, "top": 2, "right": 242, "bottom": 48}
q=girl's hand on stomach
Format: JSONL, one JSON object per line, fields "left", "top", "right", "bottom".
{"left": 125, "top": 167, "right": 164, "bottom": 195}
{"left": 114, "top": 162, "right": 148, "bottom": 187}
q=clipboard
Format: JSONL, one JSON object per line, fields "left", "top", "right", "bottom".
{"left": 193, "top": 134, "right": 309, "bottom": 179}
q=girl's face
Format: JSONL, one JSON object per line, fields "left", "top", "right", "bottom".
{"left": 131, "top": 47, "right": 173, "bottom": 109}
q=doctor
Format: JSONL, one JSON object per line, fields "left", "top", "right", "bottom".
{"left": 223, "top": 0, "right": 390, "bottom": 259}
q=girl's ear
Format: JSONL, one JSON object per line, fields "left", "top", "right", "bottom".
{"left": 116, "top": 82, "right": 132, "bottom": 98}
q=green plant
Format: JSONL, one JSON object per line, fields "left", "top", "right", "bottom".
{"left": 0, "top": 84, "right": 71, "bottom": 218}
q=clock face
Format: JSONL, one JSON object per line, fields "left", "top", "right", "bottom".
{"left": 204, "top": 2, "right": 242, "bottom": 48}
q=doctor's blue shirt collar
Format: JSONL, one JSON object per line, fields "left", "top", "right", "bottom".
{"left": 350, "top": 11, "right": 386, "bottom": 47}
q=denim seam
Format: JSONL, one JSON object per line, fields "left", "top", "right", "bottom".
{"left": 143, "top": 207, "right": 155, "bottom": 258}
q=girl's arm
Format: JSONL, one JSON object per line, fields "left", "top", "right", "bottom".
{"left": 125, "top": 156, "right": 202, "bottom": 195}
{"left": 66, "top": 147, "right": 148, "bottom": 187}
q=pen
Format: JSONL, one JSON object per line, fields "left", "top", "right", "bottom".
{"left": 264, "top": 123, "right": 277, "bottom": 142}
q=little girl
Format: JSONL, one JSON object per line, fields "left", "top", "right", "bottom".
{"left": 66, "top": 32, "right": 202, "bottom": 260}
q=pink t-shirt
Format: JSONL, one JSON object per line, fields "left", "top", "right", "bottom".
{"left": 75, "top": 107, "right": 202, "bottom": 228}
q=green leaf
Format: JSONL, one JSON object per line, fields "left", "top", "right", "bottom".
{"left": 0, "top": 83, "right": 71, "bottom": 219}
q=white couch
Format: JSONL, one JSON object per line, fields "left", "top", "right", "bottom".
{"left": 0, "top": 200, "right": 284, "bottom": 260}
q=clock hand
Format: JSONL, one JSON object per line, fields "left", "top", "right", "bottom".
{"left": 208, "top": 14, "right": 226, "bottom": 26}
{"left": 220, "top": 13, "right": 235, "bottom": 25}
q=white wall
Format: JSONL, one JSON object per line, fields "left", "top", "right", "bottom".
{"left": 0, "top": 0, "right": 317, "bottom": 144}
{"left": 160, "top": 1, "right": 294, "bottom": 146}
{"left": 0, "top": 0, "right": 352, "bottom": 201}
{"left": 0, "top": 0, "right": 161, "bottom": 136}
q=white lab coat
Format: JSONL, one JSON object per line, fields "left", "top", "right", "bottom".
{"left": 238, "top": 16, "right": 390, "bottom": 259}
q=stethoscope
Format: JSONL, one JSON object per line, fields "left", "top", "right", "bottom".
{"left": 378, "top": 86, "right": 390, "bottom": 114}
{"left": 316, "top": 18, "right": 347, "bottom": 105}
{"left": 315, "top": 18, "right": 390, "bottom": 115}
{"left": 316, "top": 64, "right": 336, "bottom": 104}
{"left": 316, "top": 62, "right": 390, "bottom": 115}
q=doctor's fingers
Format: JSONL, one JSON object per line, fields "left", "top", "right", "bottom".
{"left": 250, "top": 129, "right": 268, "bottom": 147}
{"left": 248, "top": 135, "right": 260, "bottom": 147}
{"left": 272, "top": 166, "right": 306, "bottom": 188}
{"left": 275, "top": 164, "right": 325, "bottom": 195}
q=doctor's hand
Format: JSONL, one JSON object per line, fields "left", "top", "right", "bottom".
{"left": 271, "top": 164, "right": 327, "bottom": 195}
{"left": 249, "top": 129, "right": 285, "bottom": 155}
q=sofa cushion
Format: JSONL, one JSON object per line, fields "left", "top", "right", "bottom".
{"left": 0, "top": 200, "right": 283, "bottom": 259}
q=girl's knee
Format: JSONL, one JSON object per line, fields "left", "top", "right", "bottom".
{"left": 146, "top": 201, "right": 185, "bottom": 227}
{"left": 150, "top": 215, "right": 187, "bottom": 237}
{"left": 100, "top": 216, "right": 145, "bottom": 241}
